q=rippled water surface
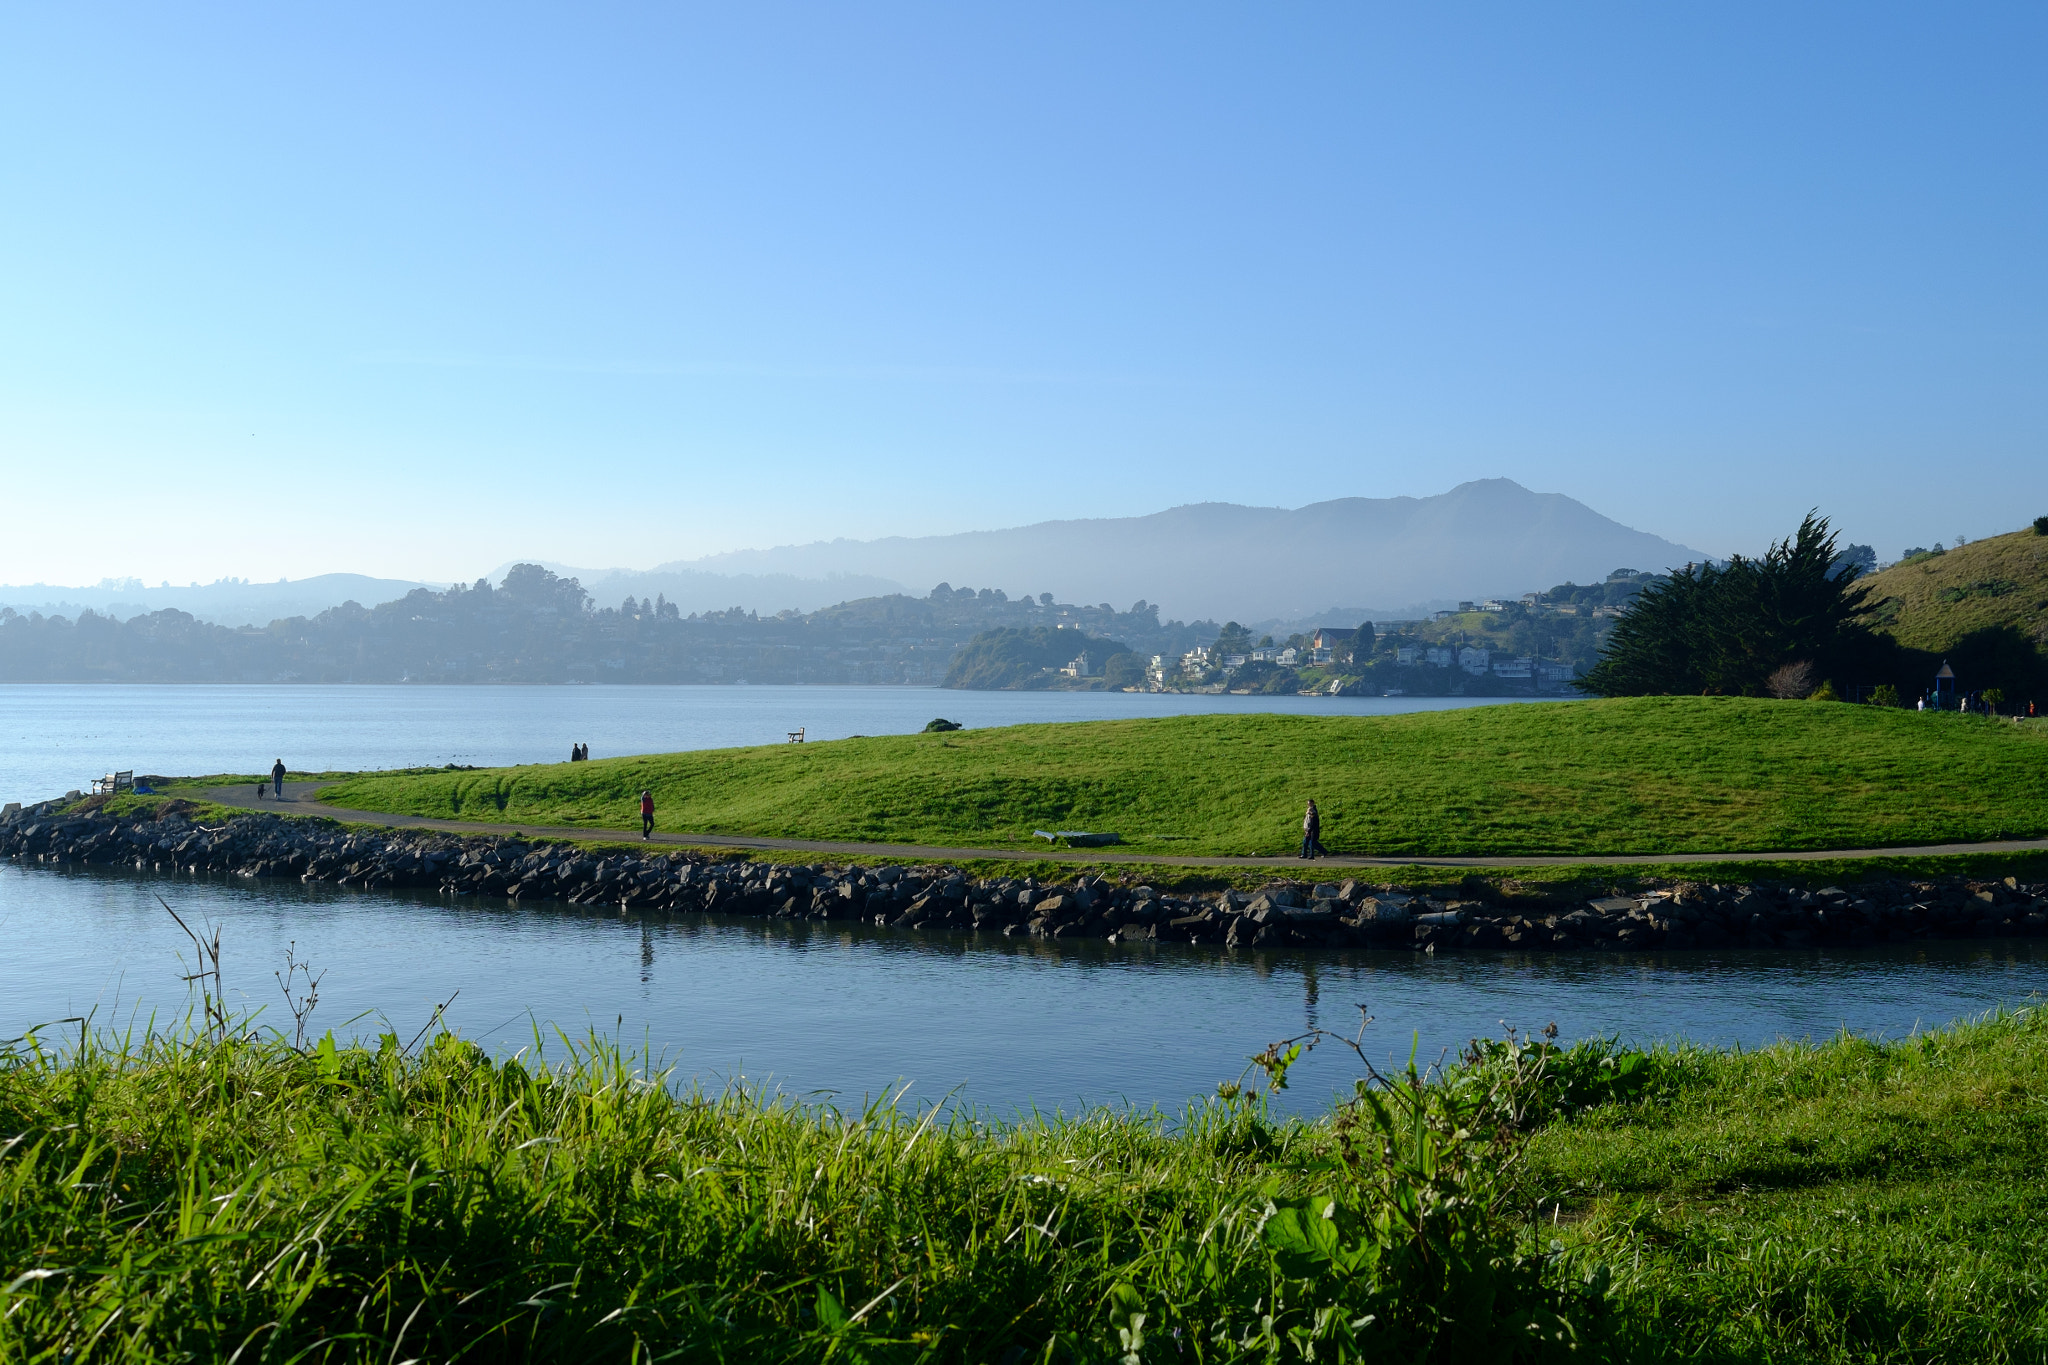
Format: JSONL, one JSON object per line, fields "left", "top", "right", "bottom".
{"left": 7, "top": 863, "right": 2043, "bottom": 1118}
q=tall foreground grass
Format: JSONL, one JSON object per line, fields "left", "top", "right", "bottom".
{"left": 6, "top": 1007, "right": 2048, "bottom": 1362}
{"left": 0, "top": 1018, "right": 1595, "bottom": 1363}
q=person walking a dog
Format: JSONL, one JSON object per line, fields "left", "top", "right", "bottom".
{"left": 271, "top": 758, "right": 287, "bottom": 800}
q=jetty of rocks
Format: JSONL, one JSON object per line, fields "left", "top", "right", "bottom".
{"left": 6, "top": 803, "right": 2047, "bottom": 953}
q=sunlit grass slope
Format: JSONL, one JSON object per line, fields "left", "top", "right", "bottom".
{"left": 1860, "top": 525, "right": 2048, "bottom": 654}
{"left": 318, "top": 697, "right": 2048, "bottom": 857}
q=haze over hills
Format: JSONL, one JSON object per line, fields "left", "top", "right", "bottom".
{"left": 488, "top": 564, "right": 911, "bottom": 617}
{"left": 3, "top": 481, "right": 1706, "bottom": 629}
{"left": 683, "top": 479, "right": 1711, "bottom": 623}
{"left": 0, "top": 574, "right": 441, "bottom": 630}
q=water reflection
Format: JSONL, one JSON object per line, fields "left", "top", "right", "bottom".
{"left": 4, "top": 861, "right": 2045, "bottom": 1118}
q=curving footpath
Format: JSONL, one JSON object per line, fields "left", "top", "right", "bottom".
{"left": 202, "top": 782, "right": 2048, "bottom": 870}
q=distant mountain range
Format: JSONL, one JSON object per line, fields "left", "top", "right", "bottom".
{"left": 682, "top": 479, "right": 1709, "bottom": 623}
{"left": 0, "top": 574, "right": 440, "bottom": 630}
{"left": 3, "top": 481, "right": 1708, "bottom": 629}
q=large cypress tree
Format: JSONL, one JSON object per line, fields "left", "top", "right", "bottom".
{"left": 1580, "top": 514, "right": 1873, "bottom": 696}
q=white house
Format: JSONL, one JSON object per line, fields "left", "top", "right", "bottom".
{"left": 1060, "top": 651, "right": 1095, "bottom": 678}
{"left": 1425, "top": 647, "right": 1454, "bottom": 667}
{"left": 1492, "top": 656, "right": 1534, "bottom": 679}
{"left": 1458, "top": 646, "right": 1490, "bottom": 675}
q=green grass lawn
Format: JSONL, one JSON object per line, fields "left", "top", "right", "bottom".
{"left": 317, "top": 697, "right": 2048, "bottom": 858}
{"left": 1533, "top": 1007, "right": 2048, "bottom": 1361}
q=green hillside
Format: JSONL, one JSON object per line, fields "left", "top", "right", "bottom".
{"left": 320, "top": 697, "right": 2048, "bottom": 858}
{"left": 1861, "top": 525, "right": 2048, "bottom": 690}
{"left": 1863, "top": 525, "right": 2048, "bottom": 650}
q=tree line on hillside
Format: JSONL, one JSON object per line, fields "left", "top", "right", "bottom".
{"left": 0, "top": 567, "right": 1214, "bottom": 685}
{"left": 1580, "top": 514, "right": 2047, "bottom": 705}
{"left": 939, "top": 628, "right": 1143, "bottom": 690}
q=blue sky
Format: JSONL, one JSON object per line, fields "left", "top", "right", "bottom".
{"left": 2, "top": 4, "right": 2043, "bottom": 586}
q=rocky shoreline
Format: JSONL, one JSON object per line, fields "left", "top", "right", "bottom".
{"left": 6, "top": 802, "right": 2048, "bottom": 953}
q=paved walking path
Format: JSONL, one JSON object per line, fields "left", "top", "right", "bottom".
{"left": 200, "top": 783, "right": 2048, "bottom": 870}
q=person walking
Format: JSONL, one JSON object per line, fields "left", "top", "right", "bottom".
{"left": 271, "top": 758, "right": 287, "bottom": 800}
{"left": 639, "top": 789, "right": 655, "bottom": 840}
{"left": 1301, "top": 798, "right": 1325, "bottom": 859}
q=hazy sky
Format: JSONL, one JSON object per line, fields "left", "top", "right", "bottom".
{"left": 3, "top": 4, "right": 2043, "bottom": 587}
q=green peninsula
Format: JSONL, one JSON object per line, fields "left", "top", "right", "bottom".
{"left": 319, "top": 697, "right": 2048, "bottom": 858}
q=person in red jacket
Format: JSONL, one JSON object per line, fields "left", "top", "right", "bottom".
{"left": 639, "top": 789, "right": 655, "bottom": 840}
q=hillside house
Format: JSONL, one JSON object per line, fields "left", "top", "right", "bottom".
{"left": 1277, "top": 647, "right": 1299, "bottom": 666}
{"left": 1060, "top": 651, "right": 1096, "bottom": 678}
{"left": 1425, "top": 647, "right": 1454, "bottom": 667}
{"left": 1492, "top": 656, "right": 1534, "bottom": 680}
{"left": 1395, "top": 645, "right": 1420, "bottom": 665}
{"left": 1311, "top": 627, "right": 1354, "bottom": 653}
{"left": 1538, "top": 661, "right": 1576, "bottom": 685}
{"left": 1458, "top": 646, "right": 1490, "bottom": 675}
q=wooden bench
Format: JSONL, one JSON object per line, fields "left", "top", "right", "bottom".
{"left": 787, "top": 728, "right": 806, "bottom": 743}
{"left": 90, "top": 770, "right": 133, "bottom": 796}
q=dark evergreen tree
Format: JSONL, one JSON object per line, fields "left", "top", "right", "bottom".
{"left": 1580, "top": 514, "right": 1874, "bottom": 697}
{"left": 1211, "top": 621, "right": 1254, "bottom": 657}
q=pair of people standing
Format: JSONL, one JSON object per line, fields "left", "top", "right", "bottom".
{"left": 570, "top": 743, "right": 591, "bottom": 762}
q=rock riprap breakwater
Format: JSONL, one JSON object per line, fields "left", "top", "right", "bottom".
{"left": 7, "top": 803, "right": 2048, "bottom": 952}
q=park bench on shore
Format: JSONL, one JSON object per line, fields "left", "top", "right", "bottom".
{"left": 90, "top": 771, "right": 133, "bottom": 796}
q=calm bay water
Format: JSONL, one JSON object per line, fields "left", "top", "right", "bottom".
{"left": 0, "top": 683, "right": 1545, "bottom": 805}
{"left": 5, "top": 862, "right": 2044, "bottom": 1118}
{"left": 4, "top": 683, "right": 2040, "bottom": 1118}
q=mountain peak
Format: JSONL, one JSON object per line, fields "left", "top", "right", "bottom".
{"left": 689, "top": 483, "right": 1706, "bottom": 620}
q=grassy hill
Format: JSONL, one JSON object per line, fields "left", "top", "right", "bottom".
{"left": 1860, "top": 524, "right": 2048, "bottom": 694}
{"left": 319, "top": 697, "right": 2048, "bottom": 858}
